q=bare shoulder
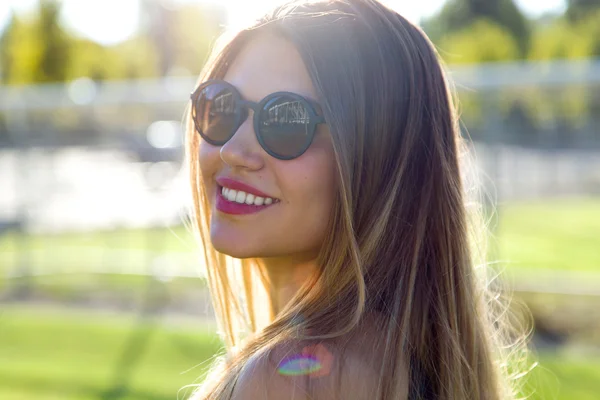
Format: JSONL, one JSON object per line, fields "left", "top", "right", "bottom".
{"left": 230, "top": 313, "right": 409, "bottom": 400}
{"left": 340, "top": 312, "right": 410, "bottom": 399}
{"left": 229, "top": 341, "right": 316, "bottom": 400}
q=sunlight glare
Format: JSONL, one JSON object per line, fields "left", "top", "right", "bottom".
{"left": 61, "top": 0, "right": 140, "bottom": 46}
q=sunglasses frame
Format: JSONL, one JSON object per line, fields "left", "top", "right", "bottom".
{"left": 190, "top": 79, "right": 326, "bottom": 160}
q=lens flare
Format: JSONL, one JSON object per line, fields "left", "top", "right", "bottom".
{"left": 278, "top": 355, "right": 322, "bottom": 376}
{"left": 277, "top": 343, "right": 334, "bottom": 378}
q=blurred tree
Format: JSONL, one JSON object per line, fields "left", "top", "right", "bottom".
{"left": 0, "top": 0, "right": 225, "bottom": 84}
{"left": 141, "top": 0, "right": 174, "bottom": 76}
{"left": 566, "top": 0, "right": 600, "bottom": 21}
{"left": 438, "top": 18, "right": 520, "bottom": 64}
{"left": 529, "top": 9, "right": 600, "bottom": 59}
{"left": 529, "top": 19, "right": 592, "bottom": 60}
{"left": 0, "top": 12, "right": 44, "bottom": 84}
{"left": 0, "top": 0, "right": 72, "bottom": 84}
{"left": 564, "top": 1, "right": 600, "bottom": 55}
{"left": 528, "top": 8, "right": 600, "bottom": 140}
{"left": 435, "top": 18, "right": 520, "bottom": 140}
{"left": 423, "top": 0, "right": 531, "bottom": 58}
{"left": 113, "top": 36, "right": 159, "bottom": 79}
{"left": 66, "top": 39, "right": 114, "bottom": 81}
{"left": 170, "top": 3, "right": 226, "bottom": 76}
{"left": 139, "top": 0, "right": 225, "bottom": 77}
{"left": 0, "top": 11, "right": 18, "bottom": 83}
{"left": 36, "top": 0, "right": 71, "bottom": 82}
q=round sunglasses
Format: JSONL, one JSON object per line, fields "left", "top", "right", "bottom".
{"left": 190, "top": 79, "right": 326, "bottom": 160}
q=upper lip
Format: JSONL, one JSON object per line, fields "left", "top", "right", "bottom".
{"left": 216, "top": 176, "right": 277, "bottom": 199}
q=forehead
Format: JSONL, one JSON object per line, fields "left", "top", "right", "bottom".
{"left": 223, "top": 32, "right": 318, "bottom": 103}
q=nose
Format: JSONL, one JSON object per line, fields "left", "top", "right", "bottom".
{"left": 219, "top": 110, "right": 265, "bottom": 170}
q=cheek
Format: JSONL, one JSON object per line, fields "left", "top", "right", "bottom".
{"left": 310, "top": 152, "right": 337, "bottom": 239}
{"left": 198, "top": 142, "right": 221, "bottom": 203}
{"left": 281, "top": 152, "right": 337, "bottom": 237}
{"left": 311, "top": 170, "right": 337, "bottom": 229}
{"left": 304, "top": 170, "right": 337, "bottom": 248}
{"left": 198, "top": 142, "right": 220, "bottom": 192}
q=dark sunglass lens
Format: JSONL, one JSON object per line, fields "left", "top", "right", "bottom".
{"left": 194, "top": 83, "right": 237, "bottom": 144}
{"left": 259, "top": 96, "right": 313, "bottom": 158}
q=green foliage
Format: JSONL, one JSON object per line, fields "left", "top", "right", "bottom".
{"left": 113, "top": 36, "right": 160, "bottom": 79}
{"left": 168, "top": 4, "right": 224, "bottom": 76}
{"left": 0, "top": 12, "right": 46, "bottom": 84}
{"left": 423, "top": 4, "right": 599, "bottom": 145}
{"left": 438, "top": 18, "right": 520, "bottom": 64}
{"left": 0, "top": 1, "right": 72, "bottom": 84}
{"left": 424, "top": 0, "right": 600, "bottom": 63}
{"left": 566, "top": 0, "right": 600, "bottom": 21}
{"left": 66, "top": 39, "right": 118, "bottom": 81}
{"left": 0, "top": 1, "right": 225, "bottom": 84}
{"left": 521, "top": 9, "right": 600, "bottom": 131}
{"left": 36, "top": 0, "right": 70, "bottom": 82}
{"left": 1, "top": 0, "right": 597, "bottom": 85}
{"left": 423, "top": 0, "right": 530, "bottom": 57}
{"left": 529, "top": 10, "right": 600, "bottom": 59}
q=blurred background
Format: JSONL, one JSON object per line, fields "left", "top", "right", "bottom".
{"left": 0, "top": 0, "right": 598, "bottom": 399}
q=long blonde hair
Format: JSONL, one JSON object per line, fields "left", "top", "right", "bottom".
{"left": 184, "top": 1, "right": 531, "bottom": 398}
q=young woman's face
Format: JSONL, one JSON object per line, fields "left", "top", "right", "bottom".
{"left": 198, "top": 32, "right": 337, "bottom": 260}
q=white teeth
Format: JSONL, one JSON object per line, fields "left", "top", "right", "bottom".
{"left": 235, "top": 191, "right": 246, "bottom": 204}
{"left": 227, "top": 189, "right": 237, "bottom": 202}
{"left": 220, "top": 186, "right": 276, "bottom": 206}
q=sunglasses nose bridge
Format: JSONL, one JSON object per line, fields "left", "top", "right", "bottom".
{"left": 226, "top": 99, "right": 261, "bottom": 147}
{"left": 237, "top": 100, "right": 261, "bottom": 119}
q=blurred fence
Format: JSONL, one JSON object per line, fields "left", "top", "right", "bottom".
{"left": 450, "top": 59, "right": 600, "bottom": 201}
{"left": 0, "top": 59, "right": 599, "bottom": 303}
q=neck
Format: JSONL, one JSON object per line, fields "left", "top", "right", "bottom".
{"left": 257, "top": 254, "right": 319, "bottom": 316}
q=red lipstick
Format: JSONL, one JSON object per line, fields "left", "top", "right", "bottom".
{"left": 215, "top": 177, "right": 278, "bottom": 215}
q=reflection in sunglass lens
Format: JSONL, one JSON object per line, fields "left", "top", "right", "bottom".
{"left": 195, "top": 83, "right": 237, "bottom": 144}
{"left": 259, "top": 96, "right": 312, "bottom": 159}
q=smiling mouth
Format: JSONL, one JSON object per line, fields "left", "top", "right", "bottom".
{"left": 217, "top": 185, "right": 279, "bottom": 206}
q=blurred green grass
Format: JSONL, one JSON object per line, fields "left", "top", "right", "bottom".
{"left": 0, "top": 225, "right": 202, "bottom": 298}
{"left": 0, "top": 225, "right": 196, "bottom": 274}
{"left": 0, "top": 305, "right": 222, "bottom": 400}
{"left": 494, "top": 198, "right": 600, "bottom": 272}
{"left": 522, "top": 352, "right": 600, "bottom": 400}
{"left": 0, "top": 305, "right": 598, "bottom": 400}
{"left": 548, "top": 355, "right": 600, "bottom": 399}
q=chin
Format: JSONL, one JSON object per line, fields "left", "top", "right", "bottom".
{"left": 211, "top": 237, "right": 261, "bottom": 259}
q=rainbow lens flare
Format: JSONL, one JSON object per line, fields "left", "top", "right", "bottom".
{"left": 276, "top": 343, "right": 334, "bottom": 378}
{"left": 278, "top": 355, "right": 322, "bottom": 376}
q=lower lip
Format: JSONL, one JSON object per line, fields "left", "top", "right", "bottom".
{"left": 216, "top": 191, "right": 276, "bottom": 215}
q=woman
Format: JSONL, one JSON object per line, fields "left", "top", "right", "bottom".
{"left": 184, "top": 0, "right": 529, "bottom": 398}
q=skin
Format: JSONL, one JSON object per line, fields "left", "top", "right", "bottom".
{"left": 199, "top": 31, "right": 338, "bottom": 312}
